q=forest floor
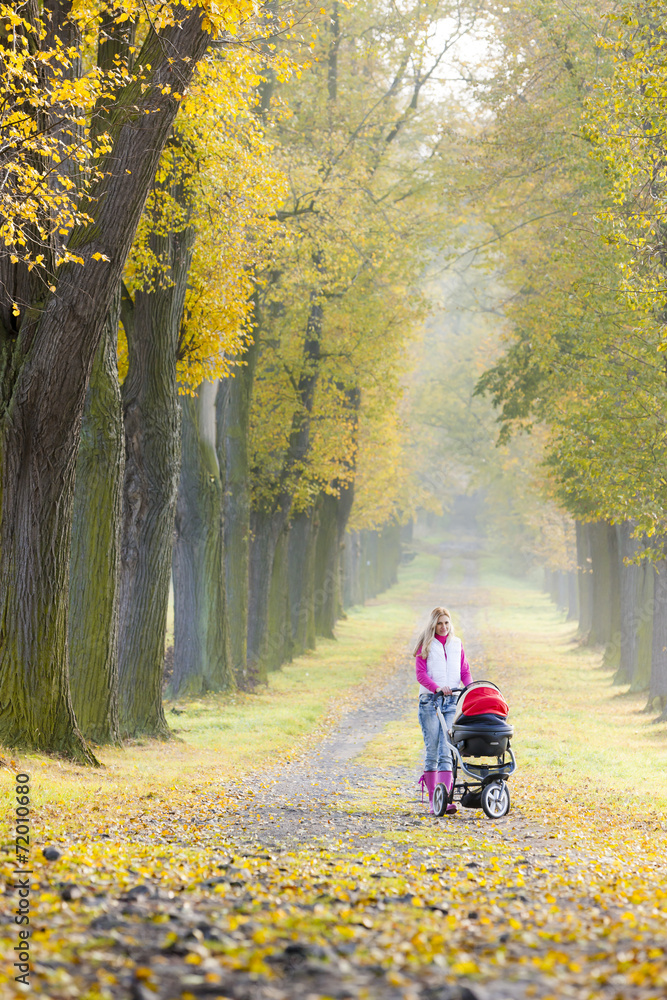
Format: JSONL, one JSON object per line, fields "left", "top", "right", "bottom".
{"left": 2, "top": 535, "right": 667, "bottom": 1000}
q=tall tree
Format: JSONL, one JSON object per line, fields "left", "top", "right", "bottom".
{"left": 66, "top": 5, "right": 136, "bottom": 745}
{"left": 462, "top": 1, "right": 667, "bottom": 678}
{"left": 68, "top": 293, "right": 124, "bottom": 745}
{"left": 242, "top": 0, "right": 475, "bottom": 676}
{"left": 116, "top": 46, "right": 285, "bottom": 726}
{"left": 170, "top": 382, "right": 232, "bottom": 697}
{"left": 216, "top": 334, "right": 259, "bottom": 688}
{"left": 0, "top": 2, "right": 216, "bottom": 760}
{"left": 118, "top": 205, "right": 195, "bottom": 738}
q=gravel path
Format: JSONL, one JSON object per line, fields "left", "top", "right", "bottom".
{"left": 224, "top": 536, "right": 500, "bottom": 853}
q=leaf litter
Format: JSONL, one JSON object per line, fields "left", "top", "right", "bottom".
{"left": 2, "top": 558, "right": 667, "bottom": 1000}
{"left": 1, "top": 726, "right": 667, "bottom": 999}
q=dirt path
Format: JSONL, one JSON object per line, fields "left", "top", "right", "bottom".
{"left": 221, "top": 538, "right": 495, "bottom": 848}
{"left": 8, "top": 540, "right": 667, "bottom": 1000}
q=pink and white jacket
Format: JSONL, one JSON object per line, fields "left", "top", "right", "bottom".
{"left": 415, "top": 633, "right": 472, "bottom": 694}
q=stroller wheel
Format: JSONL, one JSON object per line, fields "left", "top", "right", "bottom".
{"left": 433, "top": 783, "right": 447, "bottom": 817}
{"left": 481, "top": 781, "right": 510, "bottom": 819}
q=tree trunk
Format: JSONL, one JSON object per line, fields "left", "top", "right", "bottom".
{"left": 266, "top": 526, "right": 293, "bottom": 671}
{"left": 587, "top": 521, "right": 620, "bottom": 651}
{"left": 368, "top": 531, "right": 380, "bottom": 597}
{"left": 287, "top": 508, "right": 319, "bottom": 655}
{"left": 351, "top": 530, "right": 362, "bottom": 606}
{"left": 631, "top": 555, "right": 654, "bottom": 693}
{"left": 247, "top": 283, "right": 324, "bottom": 678}
{"left": 567, "top": 571, "right": 578, "bottom": 621}
{"left": 355, "top": 531, "right": 366, "bottom": 602}
{"left": 314, "top": 489, "right": 354, "bottom": 638}
{"left": 339, "top": 523, "right": 400, "bottom": 610}
{"left": 247, "top": 509, "right": 286, "bottom": 682}
{"left": 360, "top": 531, "right": 374, "bottom": 601}
{"left": 616, "top": 522, "right": 642, "bottom": 685}
{"left": 0, "top": 9, "right": 209, "bottom": 759}
{"left": 381, "top": 523, "right": 401, "bottom": 590}
{"left": 170, "top": 383, "right": 232, "bottom": 698}
{"left": 342, "top": 530, "right": 361, "bottom": 608}
{"left": 650, "top": 545, "right": 667, "bottom": 717}
{"left": 215, "top": 332, "right": 259, "bottom": 688}
{"left": 68, "top": 291, "right": 124, "bottom": 745}
{"left": 313, "top": 382, "right": 358, "bottom": 634}
{"left": 118, "top": 219, "right": 194, "bottom": 738}
{"left": 576, "top": 521, "right": 593, "bottom": 638}
{"left": 287, "top": 511, "right": 312, "bottom": 656}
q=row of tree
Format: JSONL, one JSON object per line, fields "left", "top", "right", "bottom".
{"left": 459, "top": 0, "right": 667, "bottom": 718}
{"left": 542, "top": 520, "right": 666, "bottom": 715}
{"left": 0, "top": 0, "right": 474, "bottom": 761}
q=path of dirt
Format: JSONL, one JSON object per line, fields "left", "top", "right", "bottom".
{"left": 224, "top": 537, "right": 500, "bottom": 854}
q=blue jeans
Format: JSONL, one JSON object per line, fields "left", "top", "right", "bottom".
{"left": 418, "top": 692, "right": 456, "bottom": 771}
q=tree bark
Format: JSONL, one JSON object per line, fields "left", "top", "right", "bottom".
{"left": 342, "top": 530, "right": 361, "bottom": 609}
{"left": 335, "top": 485, "right": 356, "bottom": 618}
{"left": 566, "top": 571, "right": 578, "bottom": 621}
{"left": 68, "top": 289, "right": 124, "bottom": 745}
{"left": 367, "top": 531, "right": 380, "bottom": 597}
{"left": 360, "top": 531, "right": 374, "bottom": 601}
{"left": 314, "top": 490, "right": 353, "bottom": 638}
{"left": 215, "top": 332, "right": 260, "bottom": 687}
{"left": 381, "top": 523, "right": 401, "bottom": 591}
{"left": 170, "top": 382, "right": 232, "bottom": 698}
{"left": 358, "top": 532, "right": 369, "bottom": 601}
{"left": 0, "top": 8, "right": 209, "bottom": 759}
{"left": 615, "top": 522, "right": 642, "bottom": 685}
{"left": 247, "top": 508, "right": 286, "bottom": 681}
{"left": 631, "top": 556, "right": 654, "bottom": 693}
{"left": 576, "top": 521, "right": 593, "bottom": 639}
{"left": 313, "top": 383, "right": 358, "bottom": 634}
{"left": 587, "top": 521, "right": 620, "bottom": 651}
{"left": 548, "top": 569, "right": 560, "bottom": 607}
{"left": 266, "top": 526, "right": 293, "bottom": 671}
{"left": 650, "top": 548, "right": 667, "bottom": 717}
{"left": 287, "top": 508, "right": 319, "bottom": 655}
{"left": 118, "top": 214, "right": 194, "bottom": 737}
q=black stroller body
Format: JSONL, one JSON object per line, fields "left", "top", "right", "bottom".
{"left": 433, "top": 681, "right": 516, "bottom": 819}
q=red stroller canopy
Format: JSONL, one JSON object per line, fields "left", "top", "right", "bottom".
{"left": 456, "top": 681, "right": 509, "bottom": 719}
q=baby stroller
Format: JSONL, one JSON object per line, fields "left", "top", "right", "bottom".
{"left": 432, "top": 681, "right": 516, "bottom": 819}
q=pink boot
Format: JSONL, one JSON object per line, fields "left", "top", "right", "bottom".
{"left": 418, "top": 771, "right": 436, "bottom": 813}
{"left": 436, "top": 770, "right": 457, "bottom": 815}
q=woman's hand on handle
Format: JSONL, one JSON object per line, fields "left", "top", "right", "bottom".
{"left": 438, "top": 686, "right": 453, "bottom": 697}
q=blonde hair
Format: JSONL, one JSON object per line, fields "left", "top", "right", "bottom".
{"left": 412, "top": 606, "right": 454, "bottom": 658}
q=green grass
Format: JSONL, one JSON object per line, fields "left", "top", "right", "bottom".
{"left": 0, "top": 550, "right": 439, "bottom": 816}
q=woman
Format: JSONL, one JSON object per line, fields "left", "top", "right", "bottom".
{"left": 414, "top": 606, "right": 473, "bottom": 815}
